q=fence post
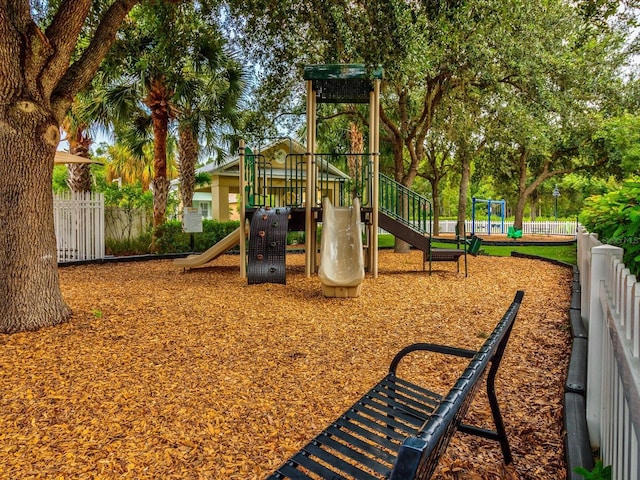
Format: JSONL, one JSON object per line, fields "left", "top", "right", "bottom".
{"left": 586, "top": 244, "right": 624, "bottom": 448}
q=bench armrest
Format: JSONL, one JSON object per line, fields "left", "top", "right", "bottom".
{"left": 388, "top": 343, "right": 477, "bottom": 375}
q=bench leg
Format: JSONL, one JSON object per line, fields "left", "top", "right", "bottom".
{"left": 458, "top": 358, "right": 513, "bottom": 464}
{"left": 486, "top": 368, "right": 513, "bottom": 464}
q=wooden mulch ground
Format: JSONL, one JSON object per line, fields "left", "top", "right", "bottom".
{"left": 0, "top": 251, "right": 572, "bottom": 479}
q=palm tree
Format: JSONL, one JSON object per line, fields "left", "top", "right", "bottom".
{"left": 94, "top": 1, "right": 244, "bottom": 250}
{"left": 173, "top": 49, "right": 247, "bottom": 210}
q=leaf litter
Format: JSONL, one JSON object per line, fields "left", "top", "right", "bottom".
{"left": 0, "top": 251, "right": 572, "bottom": 479}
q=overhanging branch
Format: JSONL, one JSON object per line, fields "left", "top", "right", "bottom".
{"left": 51, "top": 0, "right": 140, "bottom": 122}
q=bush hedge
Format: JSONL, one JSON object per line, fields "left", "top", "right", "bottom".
{"left": 579, "top": 181, "right": 640, "bottom": 276}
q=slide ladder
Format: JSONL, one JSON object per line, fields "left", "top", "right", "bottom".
{"left": 247, "top": 207, "right": 290, "bottom": 284}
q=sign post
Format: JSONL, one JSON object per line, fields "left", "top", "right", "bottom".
{"left": 183, "top": 207, "right": 203, "bottom": 251}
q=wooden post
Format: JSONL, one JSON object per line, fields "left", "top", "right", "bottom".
{"left": 239, "top": 139, "right": 246, "bottom": 278}
{"left": 370, "top": 79, "right": 381, "bottom": 278}
{"left": 305, "top": 80, "right": 314, "bottom": 277}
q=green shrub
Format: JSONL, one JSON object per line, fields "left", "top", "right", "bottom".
{"left": 106, "top": 230, "right": 152, "bottom": 256}
{"left": 579, "top": 181, "right": 640, "bottom": 276}
{"left": 574, "top": 460, "right": 611, "bottom": 480}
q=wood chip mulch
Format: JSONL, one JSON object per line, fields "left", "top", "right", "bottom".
{"left": 0, "top": 251, "right": 572, "bottom": 479}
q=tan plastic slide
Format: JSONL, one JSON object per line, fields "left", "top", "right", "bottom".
{"left": 174, "top": 227, "right": 243, "bottom": 268}
{"left": 318, "top": 197, "right": 365, "bottom": 298}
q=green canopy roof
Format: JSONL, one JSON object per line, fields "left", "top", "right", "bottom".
{"left": 303, "top": 64, "right": 383, "bottom": 81}
{"left": 303, "top": 64, "right": 383, "bottom": 104}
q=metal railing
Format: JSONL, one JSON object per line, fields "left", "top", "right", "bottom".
{"left": 439, "top": 220, "right": 577, "bottom": 236}
{"left": 244, "top": 152, "right": 373, "bottom": 208}
{"left": 378, "top": 173, "right": 431, "bottom": 234}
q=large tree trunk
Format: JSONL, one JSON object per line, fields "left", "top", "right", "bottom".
{"left": 456, "top": 152, "right": 471, "bottom": 236}
{"left": 0, "top": 103, "right": 72, "bottom": 332}
{"left": 430, "top": 178, "right": 441, "bottom": 236}
{"left": 0, "top": 0, "right": 139, "bottom": 333}
{"left": 347, "top": 121, "right": 364, "bottom": 199}
{"left": 513, "top": 148, "right": 529, "bottom": 230}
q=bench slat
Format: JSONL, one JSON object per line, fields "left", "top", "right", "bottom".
{"left": 381, "top": 377, "right": 443, "bottom": 403}
{"left": 284, "top": 451, "right": 349, "bottom": 479}
{"left": 301, "top": 442, "right": 381, "bottom": 480}
{"left": 374, "top": 379, "right": 440, "bottom": 419}
{"left": 364, "top": 391, "right": 432, "bottom": 428}
{"left": 315, "top": 433, "right": 391, "bottom": 476}
{"left": 352, "top": 402, "right": 423, "bottom": 435}
{"left": 334, "top": 417, "right": 401, "bottom": 452}
{"left": 342, "top": 410, "right": 409, "bottom": 442}
{"left": 324, "top": 424, "right": 397, "bottom": 464}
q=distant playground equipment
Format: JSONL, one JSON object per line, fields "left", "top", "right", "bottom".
{"left": 507, "top": 225, "right": 523, "bottom": 239}
{"left": 318, "top": 198, "right": 365, "bottom": 297}
{"left": 176, "top": 64, "right": 479, "bottom": 282}
{"left": 471, "top": 197, "right": 505, "bottom": 235}
{"left": 174, "top": 228, "right": 245, "bottom": 268}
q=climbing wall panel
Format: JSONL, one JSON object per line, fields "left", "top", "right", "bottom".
{"left": 247, "top": 207, "right": 290, "bottom": 284}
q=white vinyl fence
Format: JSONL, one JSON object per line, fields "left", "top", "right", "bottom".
{"left": 448, "top": 219, "right": 577, "bottom": 235}
{"left": 53, "top": 192, "right": 105, "bottom": 262}
{"left": 577, "top": 227, "right": 639, "bottom": 479}
{"left": 382, "top": 220, "right": 578, "bottom": 236}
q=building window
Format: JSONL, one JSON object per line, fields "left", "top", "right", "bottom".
{"left": 200, "top": 202, "right": 210, "bottom": 219}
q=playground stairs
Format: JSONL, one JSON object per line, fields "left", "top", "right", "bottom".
{"left": 378, "top": 173, "right": 432, "bottom": 255}
{"left": 378, "top": 211, "right": 430, "bottom": 254}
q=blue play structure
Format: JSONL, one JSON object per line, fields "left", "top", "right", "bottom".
{"left": 471, "top": 197, "right": 506, "bottom": 235}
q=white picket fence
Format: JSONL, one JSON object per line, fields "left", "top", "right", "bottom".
{"left": 577, "top": 227, "right": 639, "bottom": 479}
{"left": 381, "top": 220, "right": 578, "bottom": 236}
{"left": 53, "top": 192, "right": 105, "bottom": 262}
{"left": 455, "top": 219, "right": 577, "bottom": 235}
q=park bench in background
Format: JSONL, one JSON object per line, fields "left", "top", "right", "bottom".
{"left": 266, "top": 291, "right": 525, "bottom": 480}
{"left": 427, "top": 231, "right": 483, "bottom": 277}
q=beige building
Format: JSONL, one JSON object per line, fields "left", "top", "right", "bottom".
{"left": 191, "top": 138, "right": 352, "bottom": 221}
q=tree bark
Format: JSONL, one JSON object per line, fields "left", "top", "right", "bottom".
{"left": 456, "top": 152, "right": 471, "bottom": 236}
{"left": 0, "top": 1, "right": 139, "bottom": 333}
{"left": 513, "top": 148, "right": 529, "bottom": 230}
{"left": 430, "top": 177, "right": 441, "bottom": 236}
{"left": 178, "top": 123, "right": 198, "bottom": 210}
{"left": 66, "top": 127, "right": 92, "bottom": 193}
{"left": 145, "top": 78, "right": 172, "bottom": 251}
{"left": 0, "top": 101, "right": 72, "bottom": 332}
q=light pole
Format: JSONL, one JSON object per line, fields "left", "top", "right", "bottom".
{"left": 552, "top": 184, "right": 560, "bottom": 221}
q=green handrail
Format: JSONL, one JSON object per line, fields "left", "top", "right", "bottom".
{"left": 379, "top": 173, "right": 432, "bottom": 235}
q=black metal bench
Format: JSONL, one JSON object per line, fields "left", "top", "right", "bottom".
{"left": 266, "top": 291, "right": 525, "bottom": 480}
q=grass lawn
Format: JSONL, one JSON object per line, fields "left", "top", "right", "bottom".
{"left": 478, "top": 243, "right": 577, "bottom": 264}
{"left": 378, "top": 234, "right": 577, "bottom": 265}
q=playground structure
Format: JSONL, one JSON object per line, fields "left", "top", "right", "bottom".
{"left": 237, "top": 64, "right": 382, "bottom": 294}
{"left": 177, "top": 64, "right": 477, "bottom": 286}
